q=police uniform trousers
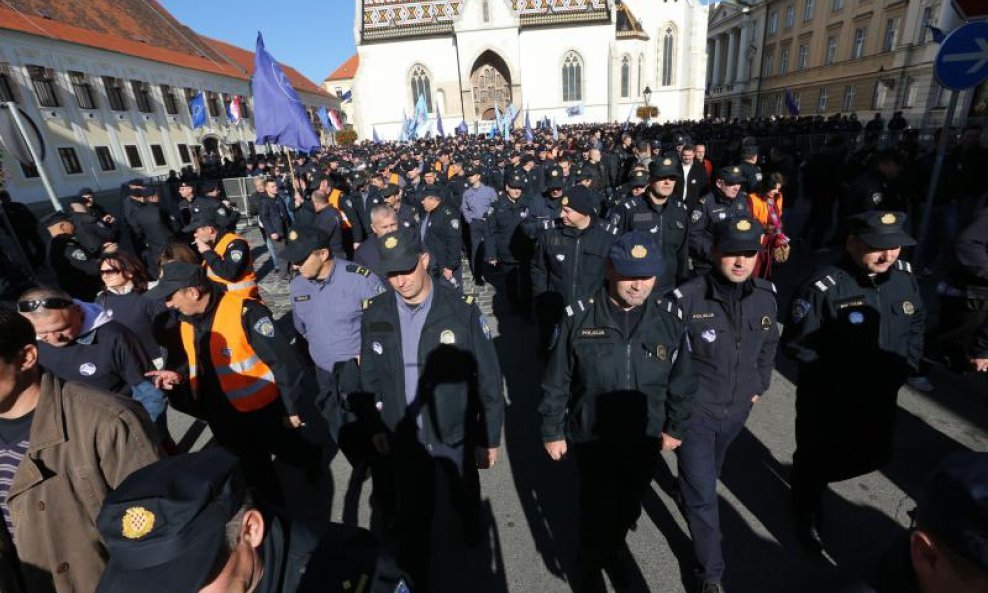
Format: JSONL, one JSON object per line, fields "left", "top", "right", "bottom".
{"left": 493, "top": 261, "right": 532, "bottom": 315}
{"left": 574, "top": 436, "right": 659, "bottom": 568}
{"left": 467, "top": 219, "right": 488, "bottom": 285}
{"left": 676, "top": 410, "right": 748, "bottom": 582}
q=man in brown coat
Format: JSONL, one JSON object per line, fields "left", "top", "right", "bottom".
{"left": 0, "top": 304, "right": 160, "bottom": 593}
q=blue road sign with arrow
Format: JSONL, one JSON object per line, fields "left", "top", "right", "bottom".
{"left": 935, "top": 21, "right": 988, "bottom": 91}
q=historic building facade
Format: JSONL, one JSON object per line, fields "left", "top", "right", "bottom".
{"left": 350, "top": 0, "right": 711, "bottom": 140}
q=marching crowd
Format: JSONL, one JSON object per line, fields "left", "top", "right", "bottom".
{"left": 0, "top": 115, "right": 985, "bottom": 593}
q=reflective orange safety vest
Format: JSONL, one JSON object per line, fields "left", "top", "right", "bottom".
{"left": 179, "top": 292, "right": 279, "bottom": 412}
{"left": 206, "top": 232, "right": 259, "bottom": 299}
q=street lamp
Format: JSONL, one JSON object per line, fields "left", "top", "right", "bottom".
{"left": 643, "top": 86, "right": 652, "bottom": 125}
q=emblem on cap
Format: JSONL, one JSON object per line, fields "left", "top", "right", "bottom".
{"left": 383, "top": 236, "right": 398, "bottom": 249}
{"left": 732, "top": 167, "right": 740, "bottom": 174}
{"left": 121, "top": 507, "right": 155, "bottom": 539}
{"left": 881, "top": 213, "right": 896, "bottom": 225}
{"left": 551, "top": 170, "right": 559, "bottom": 177}
{"left": 561, "top": 197, "right": 569, "bottom": 206}
{"left": 440, "top": 330, "right": 456, "bottom": 345}
{"left": 630, "top": 245, "right": 648, "bottom": 259}
{"left": 663, "top": 158, "right": 672, "bottom": 166}
{"left": 288, "top": 230, "right": 298, "bottom": 241}
{"left": 737, "top": 220, "right": 752, "bottom": 231}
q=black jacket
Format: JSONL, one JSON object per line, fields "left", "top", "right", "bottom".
{"left": 132, "top": 202, "right": 177, "bottom": 250}
{"left": 539, "top": 288, "right": 697, "bottom": 443}
{"left": 678, "top": 162, "right": 710, "bottom": 209}
{"left": 258, "top": 194, "right": 290, "bottom": 238}
{"left": 688, "top": 189, "right": 751, "bottom": 272}
{"left": 358, "top": 285, "right": 504, "bottom": 449}
{"left": 672, "top": 273, "right": 778, "bottom": 421}
{"left": 483, "top": 194, "right": 536, "bottom": 264}
{"left": 531, "top": 223, "right": 618, "bottom": 305}
{"left": 422, "top": 204, "right": 462, "bottom": 273}
{"left": 353, "top": 235, "right": 384, "bottom": 281}
{"left": 611, "top": 194, "right": 691, "bottom": 291}
{"left": 202, "top": 233, "right": 252, "bottom": 283}
{"left": 949, "top": 205, "right": 988, "bottom": 297}
{"left": 48, "top": 234, "right": 102, "bottom": 301}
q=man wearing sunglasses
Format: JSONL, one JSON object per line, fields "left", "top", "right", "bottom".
{"left": 40, "top": 211, "right": 117, "bottom": 302}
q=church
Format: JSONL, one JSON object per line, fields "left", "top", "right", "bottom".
{"left": 350, "top": 0, "right": 710, "bottom": 140}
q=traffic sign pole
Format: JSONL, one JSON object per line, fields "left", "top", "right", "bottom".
{"left": 915, "top": 90, "right": 958, "bottom": 268}
{"left": 2, "top": 101, "right": 61, "bottom": 212}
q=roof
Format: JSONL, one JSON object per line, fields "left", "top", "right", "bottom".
{"left": 616, "top": 1, "right": 648, "bottom": 40}
{"left": 325, "top": 54, "right": 359, "bottom": 82}
{"left": 0, "top": 0, "right": 329, "bottom": 98}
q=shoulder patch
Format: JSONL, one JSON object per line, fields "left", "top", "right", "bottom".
{"left": 754, "top": 278, "right": 777, "bottom": 293}
{"left": 346, "top": 264, "right": 371, "bottom": 277}
{"left": 252, "top": 317, "right": 275, "bottom": 338}
{"left": 70, "top": 248, "right": 88, "bottom": 261}
{"left": 462, "top": 294, "right": 475, "bottom": 305}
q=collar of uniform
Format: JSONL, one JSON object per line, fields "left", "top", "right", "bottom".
{"left": 593, "top": 286, "right": 650, "bottom": 334}
{"left": 841, "top": 255, "right": 893, "bottom": 287}
{"left": 395, "top": 279, "right": 435, "bottom": 316}
{"left": 706, "top": 272, "right": 753, "bottom": 302}
{"left": 253, "top": 511, "right": 286, "bottom": 593}
{"left": 312, "top": 259, "right": 339, "bottom": 288}
{"left": 713, "top": 188, "right": 736, "bottom": 206}
{"left": 184, "top": 283, "right": 222, "bottom": 324}
{"left": 561, "top": 225, "right": 588, "bottom": 238}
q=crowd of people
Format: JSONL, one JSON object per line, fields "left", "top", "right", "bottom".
{"left": 0, "top": 114, "right": 984, "bottom": 593}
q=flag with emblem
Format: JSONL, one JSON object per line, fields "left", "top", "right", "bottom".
{"left": 252, "top": 32, "right": 320, "bottom": 152}
{"left": 227, "top": 95, "right": 242, "bottom": 125}
{"left": 524, "top": 108, "right": 534, "bottom": 142}
{"left": 784, "top": 88, "right": 800, "bottom": 116}
{"left": 189, "top": 91, "right": 207, "bottom": 129}
{"left": 436, "top": 108, "right": 445, "bottom": 137}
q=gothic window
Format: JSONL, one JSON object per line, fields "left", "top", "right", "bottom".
{"left": 562, "top": 52, "right": 583, "bottom": 102}
{"left": 621, "top": 56, "right": 630, "bottom": 98}
{"left": 410, "top": 65, "right": 433, "bottom": 113}
{"left": 638, "top": 54, "right": 645, "bottom": 94}
{"left": 662, "top": 27, "right": 675, "bottom": 86}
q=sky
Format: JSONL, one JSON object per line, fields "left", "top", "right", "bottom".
{"left": 160, "top": 0, "right": 357, "bottom": 85}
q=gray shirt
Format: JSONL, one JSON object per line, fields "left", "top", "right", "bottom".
{"left": 396, "top": 283, "right": 435, "bottom": 410}
{"left": 461, "top": 184, "right": 498, "bottom": 222}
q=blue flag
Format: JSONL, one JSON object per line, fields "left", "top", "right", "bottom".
{"left": 412, "top": 94, "right": 428, "bottom": 139}
{"left": 373, "top": 127, "right": 381, "bottom": 143}
{"left": 784, "top": 88, "right": 800, "bottom": 116}
{"left": 340, "top": 89, "right": 352, "bottom": 103}
{"left": 493, "top": 103, "right": 503, "bottom": 137}
{"left": 552, "top": 118, "right": 558, "bottom": 141}
{"left": 252, "top": 32, "right": 320, "bottom": 152}
{"left": 189, "top": 91, "right": 207, "bottom": 129}
{"left": 436, "top": 110, "right": 445, "bottom": 137}
{"left": 524, "top": 109, "right": 534, "bottom": 142}
{"left": 456, "top": 120, "right": 469, "bottom": 135}
{"left": 317, "top": 106, "right": 331, "bottom": 131}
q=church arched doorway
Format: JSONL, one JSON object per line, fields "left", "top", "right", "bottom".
{"left": 470, "top": 50, "right": 512, "bottom": 121}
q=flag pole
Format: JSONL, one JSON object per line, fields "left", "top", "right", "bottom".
{"left": 285, "top": 147, "right": 299, "bottom": 197}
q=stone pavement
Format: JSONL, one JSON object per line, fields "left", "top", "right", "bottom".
{"left": 164, "top": 222, "right": 987, "bottom": 593}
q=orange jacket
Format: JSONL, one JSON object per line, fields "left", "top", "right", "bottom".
{"left": 206, "top": 232, "right": 259, "bottom": 299}
{"left": 748, "top": 191, "right": 784, "bottom": 231}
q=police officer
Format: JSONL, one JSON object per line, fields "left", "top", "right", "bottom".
{"left": 671, "top": 218, "right": 779, "bottom": 593}
{"left": 737, "top": 145, "right": 762, "bottom": 197}
{"left": 783, "top": 211, "right": 924, "bottom": 553}
{"left": 689, "top": 166, "right": 751, "bottom": 275}
{"left": 484, "top": 171, "right": 537, "bottom": 314}
{"left": 354, "top": 204, "right": 402, "bottom": 281}
{"left": 611, "top": 158, "right": 691, "bottom": 295}
{"left": 342, "top": 170, "right": 384, "bottom": 250}
{"left": 419, "top": 185, "right": 463, "bottom": 291}
{"left": 379, "top": 183, "right": 419, "bottom": 232}
{"left": 285, "top": 226, "right": 385, "bottom": 440}
{"left": 540, "top": 231, "right": 697, "bottom": 591}
{"left": 185, "top": 210, "right": 259, "bottom": 299}
{"left": 531, "top": 186, "right": 619, "bottom": 355}
{"left": 132, "top": 187, "right": 178, "bottom": 276}
{"left": 69, "top": 189, "right": 117, "bottom": 252}
{"left": 145, "top": 262, "right": 321, "bottom": 502}
{"left": 297, "top": 189, "right": 347, "bottom": 260}
{"left": 461, "top": 166, "right": 499, "bottom": 286}
{"left": 529, "top": 166, "right": 567, "bottom": 224}
{"left": 41, "top": 210, "right": 116, "bottom": 301}
{"left": 844, "top": 150, "right": 906, "bottom": 216}
{"left": 358, "top": 229, "right": 504, "bottom": 592}
{"left": 606, "top": 168, "right": 649, "bottom": 219}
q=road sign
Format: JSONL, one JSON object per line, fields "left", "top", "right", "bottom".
{"left": 935, "top": 21, "right": 988, "bottom": 91}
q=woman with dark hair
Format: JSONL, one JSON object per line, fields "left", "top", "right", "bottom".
{"left": 96, "top": 251, "right": 179, "bottom": 369}
{"left": 748, "top": 171, "right": 790, "bottom": 279}
{"left": 155, "top": 240, "right": 200, "bottom": 273}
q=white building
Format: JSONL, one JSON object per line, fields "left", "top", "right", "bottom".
{"left": 351, "top": 0, "right": 710, "bottom": 140}
{"left": 324, "top": 54, "right": 359, "bottom": 129}
{"left": 0, "top": 0, "right": 336, "bottom": 205}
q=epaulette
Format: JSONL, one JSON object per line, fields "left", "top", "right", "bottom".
{"left": 461, "top": 294, "right": 476, "bottom": 305}
{"left": 623, "top": 201, "right": 633, "bottom": 210}
{"left": 811, "top": 271, "right": 840, "bottom": 292}
{"left": 676, "top": 200, "right": 687, "bottom": 210}
{"left": 541, "top": 219, "right": 560, "bottom": 231}
{"left": 564, "top": 297, "right": 594, "bottom": 317}
{"left": 895, "top": 260, "right": 913, "bottom": 274}
{"left": 361, "top": 299, "right": 370, "bottom": 311}
{"left": 753, "top": 277, "right": 777, "bottom": 293}
{"left": 346, "top": 264, "right": 371, "bottom": 277}
{"left": 655, "top": 297, "right": 684, "bottom": 320}
{"left": 602, "top": 223, "right": 620, "bottom": 235}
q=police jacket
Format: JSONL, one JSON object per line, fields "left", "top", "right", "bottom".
{"left": 353, "top": 235, "right": 385, "bottom": 281}
{"left": 948, "top": 205, "right": 988, "bottom": 298}
{"left": 203, "top": 232, "right": 253, "bottom": 285}
{"left": 782, "top": 258, "right": 925, "bottom": 386}
{"left": 48, "top": 233, "right": 103, "bottom": 301}
{"left": 483, "top": 195, "right": 536, "bottom": 264}
{"left": 848, "top": 169, "right": 906, "bottom": 214}
{"left": 71, "top": 211, "right": 115, "bottom": 252}
{"left": 132, "top": 202, "right": 176, "bottom": 249}
{"left": 539, "top": 288, "right": 697, "bottom": 443}
{"left": 342, "top": 189, "right": 383, "bottom": 243}
{"left": 358, "top": 286, "right": 505, "bottom": 449}
{"left": 672, "top": 273, "right": 778, "bottom": 421}
{"left": 738, "top": 161, "right": 762, "bottom": 196}
{"left": 309, "top": 206, "right": 347, "bottom": 260}
{"left": 531, "top": 222, "right": 618, "bottom": 305}
{"left": 422, "top": 204, "right": 462, "bottom": 273}
{"left": 688, "top": 189, "right": 751, "bottom": 271}
{"left": 612, "top": 194, "right": 691, "bottom": 290}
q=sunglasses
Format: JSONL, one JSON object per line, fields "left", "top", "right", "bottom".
{"left": 17, "top": 297, "right": 74, "bottom": 313}
{"left": 100, "top": 268, "right": 122, "bottom": 276}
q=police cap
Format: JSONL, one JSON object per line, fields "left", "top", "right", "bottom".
{"left": 77, "top": 187, "right": 95, "bottom": 198}
{"left": 609, "top": 231, "right": 662, "bottom": 278}
{"left": 628, "top": 169, "right": 650, "bottom": 188}
{"left": 201, "top": 180, "right": 219, "bottom": 194}
{"left": 506, "top": 172, "right": 527, "bottom": 189}
{"left": 94, "top": 449, "right": 245, "bottom": 593}
{"left": 126, "top": 178, "right": 145, "bottom": 188}
{"left": 40, "top": 210, "right": 73, "bottom": 227}
{"left": 914, "top": 452, "right": 988, "bottom": 573}
{"left": 714, "top": 217, "right": 763, "bottom": 253}
{"left": 281, "top": 226, "right": 332, "bottom": 264}
{"left": 717, "top": 165, "right": 746, "bottom": 185}
{"left": 741, "top": 145, "right": 759, "bottom": 159}
{"left": 545, "top": 166, "right": 565, "bottom": 190}
{"left": 380, "top": 183, "right": 400, "bottom": 199}
{"left": 182, "top": 207, "right": 230, "bottom": 232}
{"left": 419, "top": 186, "right": 443, "bottom": 201}
{"left": 846, "top": 210, "right": 916, "bottom": 249}
{"left": 575, "top": 168, "right": 594, "bottom": 182}
{"left": 177, "top": 180, "right": 195, "bottom": 189}
{"left": 649, "top": 157, "right": 679, "bottom": 180}
{"left": 560, "top": 186, "right": 595, "bottom": 216}
{"left": 144, "top": 261, "right": 206, "bottom": 301}
{"left": 379, "top": 228, "right": 424, "bottom": 274}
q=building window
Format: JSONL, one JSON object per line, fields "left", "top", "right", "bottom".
{"left": 0, "top": 63, "right": 17, "bottom": 103}
{"left": 803, "top": 0, "right": 815, "bottom": 21}
{"left": 825, "top": 35, "right": 838, "bottom": 65}
{"left": 883, "top": 18, "right": 897, "bottom": 52}
{"left": 903, "top": 77, "right": 917, "bottom": 108}
{"left": 780, "top": 46, "right": 791, "bottom": 75}
{"left": 797, "top": 44, "right": 809, "bottom": 70}
{"left": 768, "top": 11, "right": 778, "bottom": 34}
{"left": 19, "top": 162, "right": 39, "bottom": 178}
{"left": 842, "top": 84, "right": 856, "bottom": 111}
{"left": 67, "top": 71, "right": 96, "bottom": 110}
{"left": 852, "top": 28, "right": 866, "bottom": 59}
{"left": 562, "top": 51, "right": 583, "bottom": 102}
{"left": 103, "top": 76, "right": 128, "bottom": 111}
{"left": 161, "top": 85, "right": 179, "bottom": 114}
{"left": 27, "top": 65, "right": 60, "bottom": 108}
{"left": 621, "top": 56, "right": 630, "bottom": 98}
{"left": 95, "top": 146, "right": 115, "bottom": 171}
{"left": 763, "top": 50, "right": 774, "bottom": 77}
{"left": 775, "top": 93, "right": 784, "bottom": 115}
{"left": 482, "top": 0, "right": 490, "bottom": 22}
{"left": 871, "top": 80, "right": 887, "bottom": 110}
{"left": 920, "top": 7, "right": 933, "bottom": 43}
{"left": 247, "top": 141, "right": 256, "bottom": 157}
{"left": 792, "top": 91, "right": 801, "bottom": 113}
{"left": 124, "top": 145, "right": 143, "bottom": 168}
{"left": 832, "top": 0, "right": 844, "bottom": 11}
{"left": 785, "top": 5, "right": 795, "bottom": 29}
{"left": 57, "top": 147, "right": 82, "bottom": 174}
{"left": 638, "top": 55, "right": 645, "bottom": 95}
{"left": 409, "top": 65, "right": 433, "bottom": 113}
{"left": 930, "top": 81, "right": 947, "bottom": 108}
{"left": 206, "top": 92, "right": 221, "bottom": 117}
{"left": 132, "top": 80, "right": 154, "bottom": 113}
{"left": 818, "top": 87, "right": 829, "bottom": 112}
{"left": 177, "top": 143, "right": 192, "bottom": 164}
{"left": 150, "top": 144, "right": 167, "bottom": 167}
{"left": 662, "top": 28, "right": 675, "bottom": 86}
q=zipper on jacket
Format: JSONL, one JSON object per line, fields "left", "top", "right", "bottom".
{"left": 625, "top": 342, "right": 632, "bottom": 390}
{"left": 571, "top": 235, "right": 582, "bottom": 301}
